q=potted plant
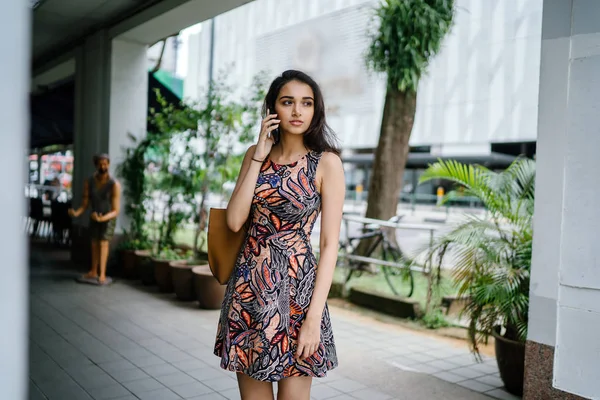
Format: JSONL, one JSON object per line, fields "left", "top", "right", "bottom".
{"left": 170, "top": 252, "right": 209, "bottom": 301}
{"left": 420, "top": 158, "right": 534, "bottom": 396}
{"left": 117, "top": 237, "right": 153, "bottom": 279}
{"left": 152, "top": 247, "right": 191, "bottom": 292}
{"left": 192, "top": 265, "right": 226, "bottom": 309}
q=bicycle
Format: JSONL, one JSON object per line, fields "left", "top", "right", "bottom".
{"left": 336, "top": 215, "right": 415, "bottom": 298}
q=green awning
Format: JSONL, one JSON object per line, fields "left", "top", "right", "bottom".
{"left": 152, "top": 69, "right": 183, "bottom": 99}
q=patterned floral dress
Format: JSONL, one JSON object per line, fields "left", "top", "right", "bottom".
{"left": 214, "top": 150, "right": 338, "bottom": 382}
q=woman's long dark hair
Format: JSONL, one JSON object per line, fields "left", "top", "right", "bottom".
{"left": 263, "top": 70, "right": 340, "bottom": 155}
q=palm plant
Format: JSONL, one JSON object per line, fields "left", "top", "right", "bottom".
{"left": 419, "top": 158, "right": 535, "bottom": 358}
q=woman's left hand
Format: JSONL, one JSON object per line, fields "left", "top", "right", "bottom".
{"left": 296, "top": 315, "right": 321, "bottom": 361}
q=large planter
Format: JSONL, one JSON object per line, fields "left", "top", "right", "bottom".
{"left": 493, "top": 326, "right": 525, "bottom": 396}
{"left": 153, "top": 258, "right": 175, "bottom": 293}
{"left": 135, "top": 250, "right": 154, "bottom": 286}
{"left": 121, "top": 249, "right": 138, "bottom": 279}
{"left": 170, "top": 259, "right": 209, "bottom": 301}
{"left": 192, "top": 266, "right": 226, "bottom": 309}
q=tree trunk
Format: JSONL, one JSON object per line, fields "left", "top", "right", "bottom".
{"left": 355, "top": 88, "right": 417, "bottom": 256}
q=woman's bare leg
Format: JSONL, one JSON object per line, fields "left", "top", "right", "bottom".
{"left": 237, "top": 373, "right": 275, "bottom": 400}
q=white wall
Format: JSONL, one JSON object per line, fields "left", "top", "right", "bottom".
{"left": 184, "top": 0, "right": 543, "bottom": 153}
{"left": 147, "top": 36, "right": 179, "bottom": 74}
{"left": 0, "top": 2, "right": 29, "bottom": 399}
{"left": 530, "top": 0, "right": 600, "bottom": 398}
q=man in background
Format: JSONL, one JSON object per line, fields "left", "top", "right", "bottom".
{"left": 69, "top": 154, "right": 121, "bottom": 285}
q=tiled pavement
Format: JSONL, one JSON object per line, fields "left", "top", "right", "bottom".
{"left": 28, "top": 250, "right": 520, "bottom": 400}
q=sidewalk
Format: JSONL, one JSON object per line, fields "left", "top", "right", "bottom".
{"left": 28, "top": 248, "right": 518, "bottom": 400}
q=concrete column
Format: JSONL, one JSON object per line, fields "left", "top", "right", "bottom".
{"left": 73, "top": 34, "right": 148, "bottom": 233}
{"left": 0, "top": 2, "right": 29, "bottom": 399}
{"left": 108, "top": 39, "right": 149, "bottom": 232}
{"left": 526, "top": 1, "right": 600, "bottom": 399}
{"left": 72, "top": 31, "right": 111, "bottom": 210}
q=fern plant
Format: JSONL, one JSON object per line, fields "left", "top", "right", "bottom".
{"left": 419, "top": 158, "right": 535, "bottom": 358}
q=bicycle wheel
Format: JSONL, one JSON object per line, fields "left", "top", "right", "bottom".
{"left": 381, "top": 244, "right": 415, "bottom": 298}
{"left": 336, "top": 240, "right": 353, "bottom": 282}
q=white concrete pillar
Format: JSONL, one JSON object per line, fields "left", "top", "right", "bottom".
{"left": 73, "top": 33, "right": 148, "bottom": 232}
{"left": 552, "top": 1, "right": 600, "bottom": 396}
{"left": 527, "top": 0, "right": 571, "bottom": 349}
{"left": 108, "top": 39, "right": 149, "bottom": 232}
{"left": 0, "top": 2, "right": 29, "bottom": 399}
{"left": 528, "top": 0, "right": 600, "bottom": 398}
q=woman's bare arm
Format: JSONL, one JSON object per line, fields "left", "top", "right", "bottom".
{"left": 306, "top": 152, "right": 345, "bottom": 321}
{"left": 226, "top": 145, "right": 263, "bottom": 232}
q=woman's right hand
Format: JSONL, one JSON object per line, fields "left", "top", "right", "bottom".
{"left": 254, "top": 110, "right": 280, "bottom": 161}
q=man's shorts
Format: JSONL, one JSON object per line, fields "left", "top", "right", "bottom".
{"left": 89, "top": 218, "right": 116, "bottom": 241}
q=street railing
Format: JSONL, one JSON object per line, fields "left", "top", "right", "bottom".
{"left": 315, "top": 213, "right": 440, "bottom": 273}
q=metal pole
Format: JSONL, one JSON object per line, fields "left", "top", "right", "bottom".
{"left": 208, "top": 18, "right": 215, "bottom": 93}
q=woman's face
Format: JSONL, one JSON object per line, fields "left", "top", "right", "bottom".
{"left": 274, "top": 80, "right": 315, "bottom": 137}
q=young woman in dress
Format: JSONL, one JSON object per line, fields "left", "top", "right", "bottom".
{"left": 214, "top": 70, "right": 345, "bottom": 400}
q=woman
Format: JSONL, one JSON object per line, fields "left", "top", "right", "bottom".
{"left": 214, "top": 70, "right": 345, "bottom": 400}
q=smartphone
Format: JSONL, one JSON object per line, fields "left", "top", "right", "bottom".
{"left": 271, "top": 126, "right": 280, "bottom": 144}
{"left": 266, "top": 106, "right": 280, "bottom": 144}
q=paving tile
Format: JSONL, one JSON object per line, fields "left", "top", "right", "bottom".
{"left": 42, "top": 379, "right": 94, "bottom": 400}
{"left": 407, "top": 344, "right": 433, "bottom": 352}
{"left": 142, "top": 363, "right": 181, "bottom": 378}
{"left": 405, "top": 353, "right": 437, "bottom": 363}
{"left": 385, "top": 355, "right": 421, "bottom": 368}
{"left": 186, "top": 393, "right": 227, "bottom": 400}
{"left": 485, "top": 388, "right": 522, "bottom": 400}
{"left": 470, "top": 362, "right": 500, "bottom": 375}
{"left": 28, "top": 381, "right": 47, "bottom": 400}
{"left": 412, "top": 363, "right": 443, "bottom": 374}
{"left": 449, "top": 366, "right": 489, "bottom": 379}
{"left": 122, "top": 378, "right": 165, "bottom": 396}
{"left": 169, "top": 381, "right": 214, "bottom": 398}
{"left": 187, "top": 367, "right": 230, "bottom": 382}
{"left": 129, "top": 355, "right": 166, "bottom": 368}
{"left": 109, "top": 368, "right": 150, "bottom": 383}
{"left": 325, "top": 378, "right": 368, "bottom": 393}
{"left": 158, "top": 350, "right": 196, "bottom": 363}
{"left": 201, "top": 376, "right": 238, "bottom": 392}
{"left": 155, "top": 372, "right": 197, "bottom": 387}
{"left": 137, "top": 388, "right": 183, "bottom": 400}
{"left": 86, "top": 383, "right": 131, "bottom": 400}
{"left": 310, "top": 384, "right": 344, "bottom": 399}
{"left": 425, "top": 359, "right": 461, "bottom": 371}
{"left": 457, "top": 379, "right": 496, "bottom": 393}
{"left": 77, "top": 374, "right": 120, "bottom": 390}
{"left": 172, "top": 358, "right": 211, "bottom": 371}
{"left": 433, "top": 371, "right": 467, "bottom": 383}
{"left": 99, "top": 360, "right": 138, "bottom": 374}
{"left": 476, "top": 374, "right": 504, "bottom": 388}
{"left": 348, "top": 388, "right": 393, "bottom": 400}
{"left": 443, "top": 354, "right": 480, "bottom": 367}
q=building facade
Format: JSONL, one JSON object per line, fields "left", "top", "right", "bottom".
{"left": 183, "top": 0, "right": 543, "bottom": 198}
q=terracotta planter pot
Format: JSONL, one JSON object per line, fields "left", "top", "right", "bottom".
{"left": 121, "top": 249, "right": 138, "bottom": 279}
{"left": 153, "top": 258, "right": 175, "bottom": 293}
{"left": 493, "top": 326, "right": 525, "bottom": 396}
{"left": 170, "top": 259, "right": 209, "bottom": 301}
{"left": 135, "top": 250, "right": 154, "bottom": 286}
{"left": 192, "top": 266, "right": 226, "bottom": 309}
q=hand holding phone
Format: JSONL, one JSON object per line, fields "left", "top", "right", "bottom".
{"left": 255, "top": 108, "right": 279, "bottom": 161}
